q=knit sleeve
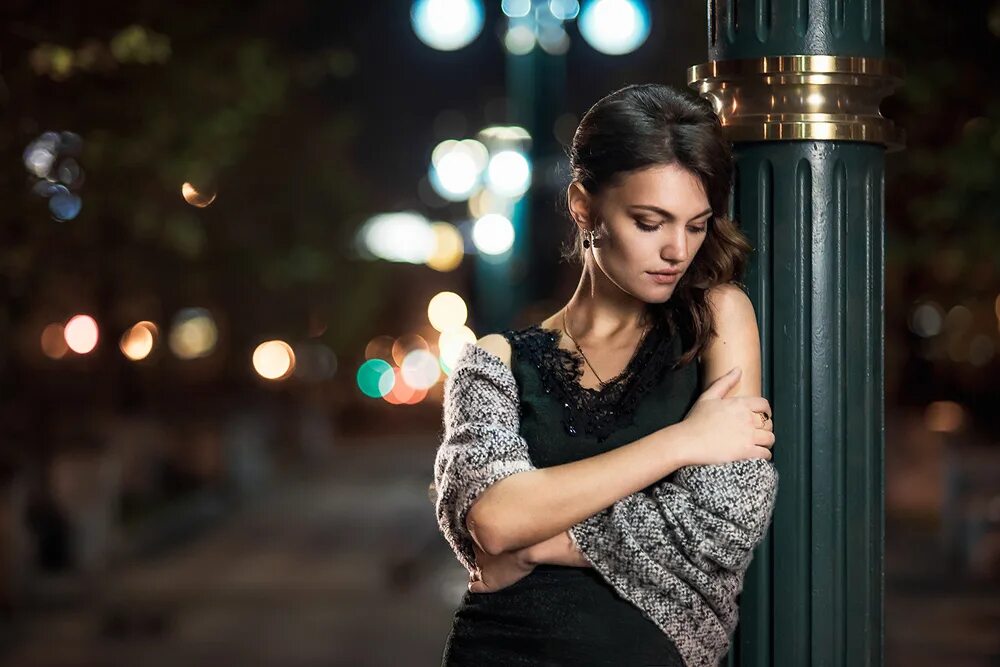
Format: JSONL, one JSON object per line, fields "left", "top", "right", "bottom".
{"left": 432, "top": 343, "right": 536, "bottom": 574}
{"left": 568, "top": 458, "right": 778, "bottom": 667}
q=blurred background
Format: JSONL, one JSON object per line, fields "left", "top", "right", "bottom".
{"left": 0, "top": 1, "right": 997, "bottom": 665}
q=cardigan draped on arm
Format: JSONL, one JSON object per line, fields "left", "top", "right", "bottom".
{"left": 431, "top": 341, "right": 779, "bottom": 667}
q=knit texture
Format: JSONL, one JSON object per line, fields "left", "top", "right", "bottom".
{"left": 432, "top": 341, "right": 779, "bottom": 667}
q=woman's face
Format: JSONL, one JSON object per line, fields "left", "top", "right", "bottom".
{"left": 577, "top": 163, "right": 712, "bottom": 304}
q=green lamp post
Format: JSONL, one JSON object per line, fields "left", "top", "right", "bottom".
{"left": 688, "top": 2, "right": 904, "bottom": 665}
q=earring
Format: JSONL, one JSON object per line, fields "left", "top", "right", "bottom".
{"left": 583, "top": 230, "right": 596, "bottom": 249}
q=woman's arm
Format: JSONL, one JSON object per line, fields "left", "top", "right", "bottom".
{"left": 520, "top": 530, "right": 591, "bottom": 567}
{"left": 699, "top": 283, "right": 763, "bottom": 398}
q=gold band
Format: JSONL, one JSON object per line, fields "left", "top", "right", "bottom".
{"left": 687, "top": 55, "right": 905, "bottom": 151}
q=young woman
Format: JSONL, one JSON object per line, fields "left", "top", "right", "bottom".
{"left": 439, "top": 83, "right": 776, "bottom": 666}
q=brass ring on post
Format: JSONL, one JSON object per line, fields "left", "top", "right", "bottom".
{"left": 687, "top": 55, "right": 905, "bottom": 151}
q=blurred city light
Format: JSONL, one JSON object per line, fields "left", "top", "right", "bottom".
{"left": 427, "top": 291, "right": 469, "bottom": 332}
{"left": 426, "top": 221, "right": 465, "bottom": 271}
{"left": 40, "top": 323, "right": 69, "bottom": 359}
{"left": 120, "top": 321, "right": 158, "bottom": 361}
{"left": 168, "top": 308, "right": 218, "bottom": 359}
{"left": 909, "top": 302, "right": 944, "bottom": 337}
{"left": 925, "top": 400, "right": 965, "bottom": 433}
{"left": 429, "top": 139, "right": 489, "bottom": 201}
{"left": 439, "top": 325, "right": 477, "bottom": 369}
{"left": 411, "top": 0, "right": 485, "bottom": 51}
{"left": 49, "top": 187, "right": 82, "bottom": 221}
{"left": 392, "top": 334, "right": 430, "bottom": 366}
{"left": 504, "top": 23, "right": 536, "bottom": 55}
{"left": 360, "top": 212, "right": 435, "bottom": 264}
{"left": 357, "top": 358, "right": 395, "bottom": 398}
{"left": 472, "top": 213, "right": 516, "bottom": 255}
{"left": 64, "top": 314, "right": 99, "bottom": 354}
{"left": 537, "top": 24, "right": 571, "bottom": 54}
{"left": 502, "top": 0, "right": 532, "bottom": 17}
{"left": 549, "top": 0, "right": 581, "bottom": 20}
{"left": 402, "top": 348, "right": 441, "bottom": 389}
{"left": 486, "top": 149, "right": 531, "bottom": 197}
{"left": 364, "top": 335, "right": 396, "bottom": 362}
{"left": 578, "top": 0, "right": 650, "bottom": 55}
{"left": 252, "top": 340, "right": 296, "bottom": 381}
{"left": 468, "top": 188, "right": 515, "bottom": 219}
{"left": 181, "top": 182, "right": 217, "bottom": 208}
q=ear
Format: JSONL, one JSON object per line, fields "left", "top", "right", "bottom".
{"left": 566, "top": 181, "right": 594, "bottom": 234}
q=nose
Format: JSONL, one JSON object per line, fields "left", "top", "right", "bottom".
{"left": 661, "top": 225, "right": 689, "bottom": 264}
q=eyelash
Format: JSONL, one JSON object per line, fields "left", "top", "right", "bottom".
{"left": 635, "top": 221, "right": 708, "bottom": 234}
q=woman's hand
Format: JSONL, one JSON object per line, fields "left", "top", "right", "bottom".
{"left": 676, "top": 366, "right": 775, "bottom": 466}
{"left": 468, "top": 541, "right": 536, "bottom": 593}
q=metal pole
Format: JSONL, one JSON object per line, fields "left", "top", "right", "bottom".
{"left": 688, "top": 2, "right": 904, "bottom": 665}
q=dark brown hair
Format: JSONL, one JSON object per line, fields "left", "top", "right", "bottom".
{"left": 560, "top": 83, "right": 752, "bottom": 368}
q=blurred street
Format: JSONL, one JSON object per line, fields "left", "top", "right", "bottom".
{"left": 0, "top": 436, "right": 997, "bottom": 667}
{"left": 1, "top": 438, "right": 463, "bottom": 667}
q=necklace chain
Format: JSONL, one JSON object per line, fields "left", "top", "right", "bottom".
{"left": 560, "top": 307, "right": 651, "bottom": 388}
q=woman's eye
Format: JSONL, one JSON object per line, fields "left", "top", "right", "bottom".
{"left": 635, "top": 221, "right": 659, "bottom": 232}
{"left": 688, "top": 226, "right": 707, "bottom": 233}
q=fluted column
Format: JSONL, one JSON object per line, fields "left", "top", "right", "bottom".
{"left": 688, "top": 2, "right": 903, "bottom": 666}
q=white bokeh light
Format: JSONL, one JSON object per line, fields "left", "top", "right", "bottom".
{"left": 578, "top": 0, "right": 650, "bottom": 55}
{"left": 360, "top": 212, "right": 436, "bottom": 264}
{"left": 402, "top": 349, "right": 442, "bottom": 390}
{"left": 411, "top": 0, "right": 485, "bottom": 51}
{"left": 486, "top": 150, "right": 531, "bottom": 198}
{"left": 430, "top": 139, "right": 488, "bottom": 201}
{"left": 472, "top": 214, "right": 515, "bottom": 255}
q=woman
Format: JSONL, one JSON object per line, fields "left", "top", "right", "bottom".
{"left": 438, "top": 83, "right": 776, "bottom": 666}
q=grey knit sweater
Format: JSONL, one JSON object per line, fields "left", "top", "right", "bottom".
{"left": 432, "top": 341, "right": 779, "bottom": 667}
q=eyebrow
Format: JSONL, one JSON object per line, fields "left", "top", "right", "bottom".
{"left": 629, "top": 205, "right": 713, "bottom": 222}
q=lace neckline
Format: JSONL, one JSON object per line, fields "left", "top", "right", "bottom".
{"left": 508, "top": 315, "right": 676, "bottom": 442}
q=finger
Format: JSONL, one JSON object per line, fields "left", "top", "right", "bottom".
{"left": 737, "top": 396, "right": 772, "bottom": 417}
{"left": 754, "top": 430, "right": 776, "bottom": 449}
{"left": 699, "top": 367, "right": 742, "bottom": 401}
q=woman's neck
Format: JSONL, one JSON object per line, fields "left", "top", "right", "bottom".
{"left": 552, "top": 263, "right": 651, "bottom": 341}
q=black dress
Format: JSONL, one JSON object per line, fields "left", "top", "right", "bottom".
{"left": 441, "top": 314, "right": 701, "bottom": 667}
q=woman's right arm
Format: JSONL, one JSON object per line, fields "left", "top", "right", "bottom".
{"left": 465, "top": 335, "right": 772, "bottom": 557}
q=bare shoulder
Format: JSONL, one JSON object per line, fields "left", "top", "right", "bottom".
{"left": 700, "top": 283, "right": 762, "bottom": 396}
{"left": 475, "top": 333, "right": 512, "bottom": 369}
{"left": 705, "top": 283, "right": 757, "bottom": 326}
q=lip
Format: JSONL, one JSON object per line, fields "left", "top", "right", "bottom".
{"left": 647, "top": 270, "right": 682, "bottom": 284}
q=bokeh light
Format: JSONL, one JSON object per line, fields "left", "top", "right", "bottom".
{"left": 504, "top": 24, "right": 536, "bottom": 55}
{"left": 925, "top": 400, "right": 965, "bottom": 433}
{"left": 357, "top": 358, "right": 395, "bottom": 398}
{"left": 64, "top": 314, "right": 99, "bottom": 354}
{"left": 360, "top": 212, "right": 435, "bottom": 264}
{"left": 392, "top": 334, "right": 430, "bottom": 367}
{"left": 49, "top": 187, "right": 82, "bottom": 221}
{"left": 411, "top": 0, "right": 485, "bottom": 51}
{"left": 365, "top": 335, "right": 396, "bottom": 362}
{"left": 181, "top": 182, "right": 217, "bottom": 208}
{"left": 427, "top": 291, "right": 469, "bottom": 332}
{"left": 472, "top": 213, "right": 515, "bottom": 255}
{"left": 169, "top": 308, "right": 218, "bottom": 359}
{"left": 41, "top": 323, "right": 69, "bottom": 359}
{"left": 429, "top": 139, "right": 489, "bottom": 201}
{"left": 253, "top": 340, "right": 296, "bottom": 381}
{"left": 549, "top": 0, "right": 581, "bottom": 20}
{"left": 578, "top": 0, "right": 651, "bottom": 55}
{"left": 402, "top": 349, "right": 442, "bottom": 389}
{"left": 439, "top": 326, "right": 477, "bottom": 369}
{"left": 486, "top": 150, "right": 531, "bottom": 197}
{"left": 909, "top": 302, "right": 944, "bottom": 338}
{"left": 426, "top": 221, "right": 465, "bottom": 271}
{"left": 502, "top": 0, "right": 531, "bottom": 17}
{"left": 120, "top": 321, "right": 158, "bottom": 361}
